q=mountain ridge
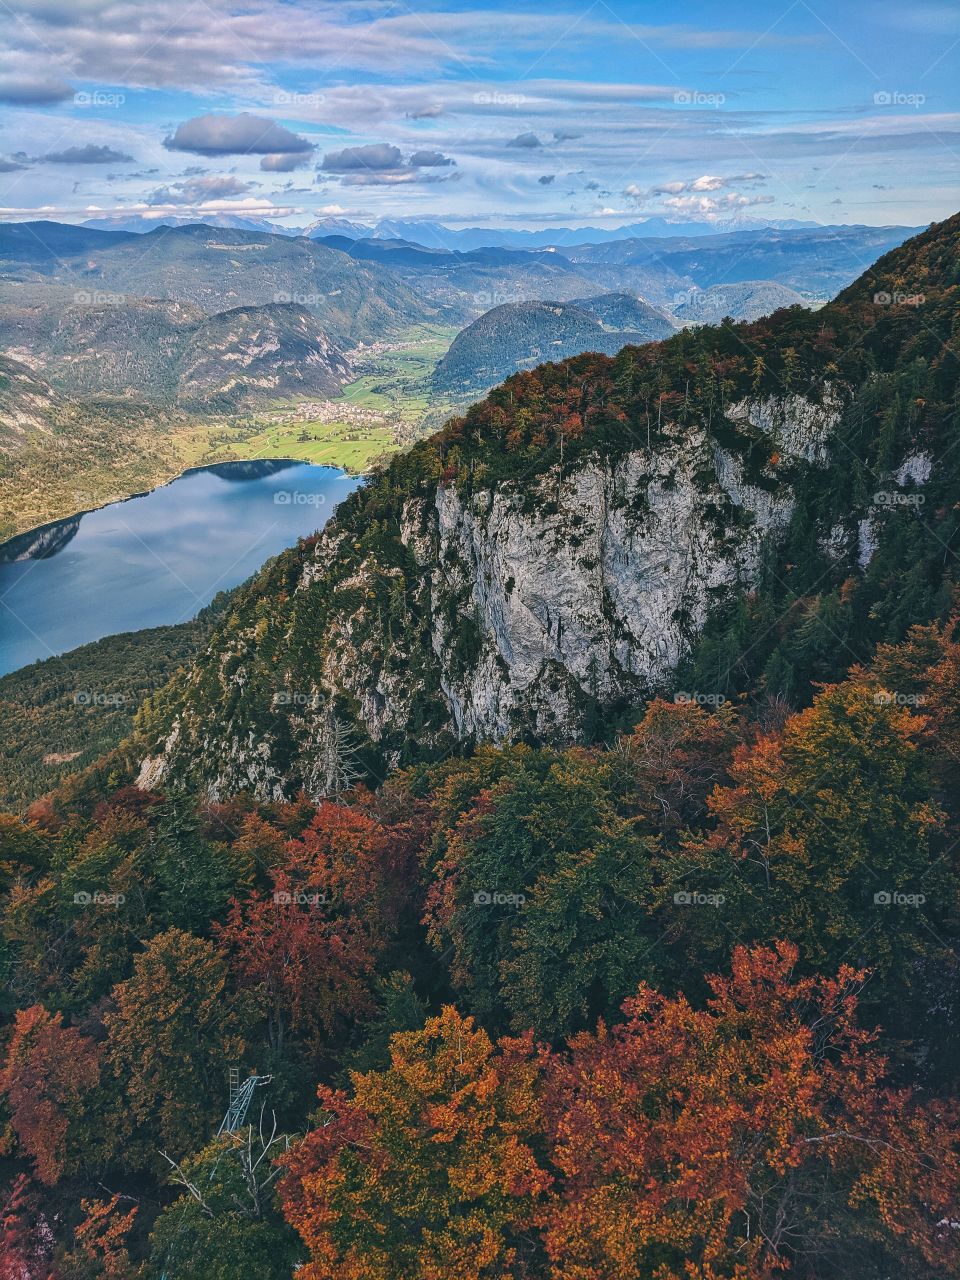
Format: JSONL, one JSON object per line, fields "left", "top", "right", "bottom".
{"left": 135, "top": 211, "right": 960, "bottom": 800}
{"left": 0, "top": 221, "right": 433, "bottom": 344}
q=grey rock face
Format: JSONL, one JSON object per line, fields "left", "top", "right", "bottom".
{"left": 142, "top": 393, "right": 831, "bottom": 800}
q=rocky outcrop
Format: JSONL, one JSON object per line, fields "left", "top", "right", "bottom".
{"left": 421, "top": 443, "right": 779, "bottom": 741}
{"left": 139, "top": 393, "right": 821, "bottom": 800}
{"left": 176, "top": 303, "right": 351, "bottom": 408}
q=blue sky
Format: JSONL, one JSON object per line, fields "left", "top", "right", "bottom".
{"left": 0, "top": 0, "right": 957, "bottom": 230}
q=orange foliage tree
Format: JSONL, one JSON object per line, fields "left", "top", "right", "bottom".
{"left": 278, "top": 945, "right": 960, "bottom": 1280}
{"left": 0, "top": 1005, "right": 99, "bottom": 1185}
{"left": 278, "top": 1006, "right": 551, "bottom": 1280}
{"left": 540, "top": 942, "right": 960, "bottom": 1280}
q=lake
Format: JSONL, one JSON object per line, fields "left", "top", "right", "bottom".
{"left": 0, "top": 460, "right": 360, "bottom": 676}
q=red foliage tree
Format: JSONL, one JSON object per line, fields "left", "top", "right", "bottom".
{"left": 216, "top": 802, "right": 414, "bottom": 1055}
{"left": 539, "top": 941, "right": 960, "bottom": 1279}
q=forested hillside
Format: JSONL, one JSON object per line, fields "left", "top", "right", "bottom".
{"left": 1, "top": 213, "right": 959, "bottom": 1280}
{"left": 0, "top": 222, "right": 432, "bottom": 345}
{"left": 433, "top": 293, "right": 675, "bottom": 394}
{"left": 2, "top": 642, "right": 959, "bottom": 1276}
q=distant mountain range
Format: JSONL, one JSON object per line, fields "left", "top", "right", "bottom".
{"left": 78, "top": 212, "right": 918, "bottom": 253}
{"left": 0, "top": 221, "right": 432, "bottom": 345}
{"left": 83, "top": 213, "right": 308, "bottom": 236}
{"left": 0, "top": 220, "right": 923, "bottom": 407}
{"left": 60, "top": 217, "right": 921, "bottom": 312}
{"left": 307, "top": 214, "right": 825, "bottom": 249}
{"left": 315, "top": 223, "right": 919, "bottom": 319}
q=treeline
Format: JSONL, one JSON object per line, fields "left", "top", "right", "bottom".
{"left": 2, "top": 613, "right": 959, "bottom": 1277}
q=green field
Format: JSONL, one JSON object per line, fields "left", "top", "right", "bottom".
{"left": 346, "top": 325, "right": 458, "bottom": 407}
{"left": 177, "top": 415, "right": 397, "bottom": 473}
{"left": 176, "top": 323, "right": 461, "bottom": 473}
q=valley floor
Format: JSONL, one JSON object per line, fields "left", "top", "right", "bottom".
{"left": 0, "top": 323, "right": 460, "bottom": 542}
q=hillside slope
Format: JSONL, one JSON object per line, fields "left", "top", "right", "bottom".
{"left": 1, "top": 294, "right": 352, "bottom": 406}
{"left": 0, "top": 221, "right": 432, "bottom": 344}
{"left": 137, "top": 213, "right": 960, "bottom": 800}
{"left": 433, "top": 295, "right": 675, "bottom": 394}
{"left": 0, "top": 354, "right": 63, "bottom": 446}
{"left": 675, "top": 280, "right": 810, "bottom": 324}
{"left": 176, "top": 304, "right": 350, "bottom": 409}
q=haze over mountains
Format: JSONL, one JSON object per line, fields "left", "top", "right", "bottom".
{"left": 82, "top": 212, "right": 827, "bottom": 245}
{"left": 313, "top": 222, "right": 915, "bottom": 316}
{"left": 673, "top": 281, "right": 809, "bottom": 325}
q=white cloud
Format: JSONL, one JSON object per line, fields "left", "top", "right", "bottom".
{"left": 319, "top": 142, "right": 456, "bottom": 185}
{"left": 663, "top": 192, "right": 775, "bottom": 216}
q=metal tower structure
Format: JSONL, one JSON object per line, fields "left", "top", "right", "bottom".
{"left": 217, "top": 1071, "right": 272, "bottom": 1135}
{"left": 159, "top": 1069, "right": 272, "bottom": 1279}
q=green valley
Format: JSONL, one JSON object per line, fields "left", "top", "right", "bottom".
{"left": 0, "top": 323, "right": 460, "bottom": 541}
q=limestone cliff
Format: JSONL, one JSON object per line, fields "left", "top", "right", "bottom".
{"left": 136, "top": 390, "right": 828, "bottom": 800}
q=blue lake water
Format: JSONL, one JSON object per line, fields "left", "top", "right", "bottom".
{"left": 0, "top": 460, "right": 360, "bottom": 676}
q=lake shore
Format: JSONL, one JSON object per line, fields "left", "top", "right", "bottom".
{"left": 0, "top": 412, "right": 395, "bottom": 544}
{"left": 0, "top": 324, "right": 459, "bottom": 542}
{"left": 0, "top": 460, "right": 360, "bottom": 675}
